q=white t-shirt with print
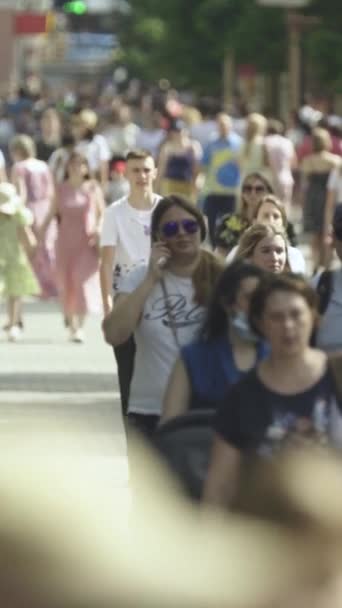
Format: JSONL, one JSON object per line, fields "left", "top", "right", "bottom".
{"left": 119, "top": 265, "right": 205, "bottom": 416}
{"left": 226, "top": 244, "right": 307, "bottom": 274}
{"left": 100, "top": 194, "right": 161, "bottom": 291}
{"left": 328, "top": 168, "right": 342, "bottom": 203}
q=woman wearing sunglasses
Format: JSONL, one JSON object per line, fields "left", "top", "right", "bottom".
{"left": 215, "top": 172, "right": 298, "bottom": 260}
{"left": 103, "top": 195, "right": 223, "bottom": 436}
{"left": 214, "top": 172, "right": 272, "bottom": 258}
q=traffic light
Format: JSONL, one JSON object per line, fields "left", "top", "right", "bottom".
{"left": 53, "top": 0, "right": 87, "bottom": 13}
{"left": 62, "top": 1, "right": 87, "bottom": 14}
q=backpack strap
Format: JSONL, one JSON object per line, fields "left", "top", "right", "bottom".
{"left": 316, "top": 270, "right": 333, "bottom": 315}
{"left": 328, "top": 354, "right": 342, "bottom": 405}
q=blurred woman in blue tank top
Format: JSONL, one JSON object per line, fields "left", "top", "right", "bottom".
{"left": 161, "top": 261, "right": 269, "bottom": 422}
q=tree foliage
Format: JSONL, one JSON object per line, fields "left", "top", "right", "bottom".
{"left": 304, "top": 0, "right": 342, "bottom": 95}
{"left": 119, "top": 0, "right": 286, "bottom": 95}
{"left": 118, "top": 0, "right": 342, "bottom": 97}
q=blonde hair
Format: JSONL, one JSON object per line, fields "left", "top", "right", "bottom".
{"left": 235, "top": 223, "right": 289, "bottom": 267}
{"left": 253, "top": 195, "right": 288, "bottom": 229}
{"left": 10, "top": 134, "right": 36, "bottom": 159}
{"left": 238, "top": 173, "right": 274, "bottom": 220}
{"left": 312, "top": 127, "right": 332, "bottom": 153}
{"left": 246, "top": 113, "right": 267, "bottom": 140}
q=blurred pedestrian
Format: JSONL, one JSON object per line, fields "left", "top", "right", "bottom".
{"left": 239, "top": 113, "right": 268, "bottom": 178}
{"left": 301, "top": 127, "right": 340, "bottom": 270}
{"left": 161, "top": 262, "right": 267, "bottom": 421}
{"left": 214, "top": 172, "right": 273, "bottom": 257}
{"left": 105, "top": 156, "right": 130, "bottom": 205}
{"left": 71, "top": 109, "right": 110, "bottom": 191}
{"left": 102, "top": 103, "right": 140, "bottom": 158}
{"left": 202, "top": 113, "right": 243, "bottom": 246}
{"left": 265, "top": 119, "right": 297, "bottom": 208}
{"left": 156, "top": 119, "right": 202, "bottom": 199}
{"left": 204, "top": 274, "right": 342, "bottom": 507}
{"left": 324, "top": 165, "right": 342, "bottom": 251}
{"left": 10, "top": 134, "right": 58, "bottom": 299}
{"left": 312, "top": 206, "right": 342, "bottom": 353}
{"left": 227, "top": 195, "right": 306, "bottom": 274}
{"left": 100, "top": 149, "right": 161, "bottom": 414}
{"left": 40, "top": 152, "right": 104, "bottom": 343}
{"left": 36, "top": 107, "right": 62, "bottom": 163}
{"left": 0, "top": 183, "right": 39, "bottom": 341}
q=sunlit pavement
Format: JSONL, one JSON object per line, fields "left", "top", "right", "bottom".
{"left": 0, "top": 300, "right": 129, "bottom": 488}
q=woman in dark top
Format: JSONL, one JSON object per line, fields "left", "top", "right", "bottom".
{"left": 161, "top": 262, "right": 268, "bottom": 422}
{"left": 203, "top": 273, "right": 342, "bottom": 507}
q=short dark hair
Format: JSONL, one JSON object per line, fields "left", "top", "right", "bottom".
{"left": 126, "top": 149, "right": 154, "bottom": 162}
{"left": 151, "top": 195, "right": 206, "bottom": 242}
{"left": 200, "top": 261, "right": 264, "bottom": 341}
{"left": 249, "top": 274, "right": 319, "bottom": 336}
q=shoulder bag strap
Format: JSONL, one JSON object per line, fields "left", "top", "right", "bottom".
{"left": 160, "top": 278, "right": 181, "bottom": 349}
{"left": 328, "top": 354, "right": 342, "bottom": 404}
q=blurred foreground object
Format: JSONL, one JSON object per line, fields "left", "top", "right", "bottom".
{"left": 1, "top": 418, "right": 342, "bottom": 606}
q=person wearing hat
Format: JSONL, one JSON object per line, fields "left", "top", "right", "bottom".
{"left": 312, "top": 205, "right": 342, "bottom": 352}
{"left": 155, "top": 119, "right": 202, "bottom": 199}
{"left": 71, "top": 109, "right": 111, "bottom": 191}
{"left": 0, "top": 182, "right": 39, "bottom": 341}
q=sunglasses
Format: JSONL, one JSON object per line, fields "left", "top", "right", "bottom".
{"left": 161, "top": 219, "right": 200, "bottom": 238}
{"left": 242, "top": 185, "right": 266, "bottom": 194}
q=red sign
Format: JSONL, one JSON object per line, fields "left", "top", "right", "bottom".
{"left": 15, "top": 13, "right": 47, "bottom": 35}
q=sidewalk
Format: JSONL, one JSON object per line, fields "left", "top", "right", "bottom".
{"left": 0, "top": 300, "right": 128, "bottom": 484}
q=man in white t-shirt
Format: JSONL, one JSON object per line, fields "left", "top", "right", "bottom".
{"left": 100, "top": 149, "right": 161, "bottom": 414}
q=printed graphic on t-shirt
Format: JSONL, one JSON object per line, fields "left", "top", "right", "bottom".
{"left": 144, "top": 293, "right": 204, "bottom": 329}
{"left": 259, "top": 397, "right": 335, "bottom": 457}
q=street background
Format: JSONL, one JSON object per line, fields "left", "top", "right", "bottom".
{"left": 0, "top": 300, "right": 128, "bottom": 485}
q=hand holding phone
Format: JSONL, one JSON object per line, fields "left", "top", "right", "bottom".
{"left": 148, "top": 241, "right": 171, "bottom": 281}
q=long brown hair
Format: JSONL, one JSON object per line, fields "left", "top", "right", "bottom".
{"left": 193, "top": 249, "right": 224, "bottom": 307}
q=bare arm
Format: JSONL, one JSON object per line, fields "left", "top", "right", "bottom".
{"left": 161, "top": 357, "right": 191, "bottom": 424}
{"left": 102, "top": 241, "right": 171, "bottom": 346}
{"left": 323, "top": 187, "right": 337, "bottom": 242}
{"left": 99, "top": 245, "right": 115, "bottom": 317}
{"left": 11, "top": 166, "right": 27, "bottom": 204}
{"left": 39, "top": 196, "right": 58, "bottom": 239}
{"left": 102, "top": 275, "right": 157, "bottom": 346}
{"left": 202, "top": 435, "right": 241, "bottom": 508}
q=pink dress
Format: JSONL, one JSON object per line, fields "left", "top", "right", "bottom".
{"left": 14, "top": 158, "right": 58, "bottom": 298}
{"left": 55, "top": 181, "right": 101, "bottom": 316}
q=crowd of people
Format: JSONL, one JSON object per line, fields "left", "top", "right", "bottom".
{"left": 1, "top": 85, "right": 342, "bottom": 505}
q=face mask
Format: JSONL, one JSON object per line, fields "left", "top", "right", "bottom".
{"left": 231, "top": 311, "right": 258, "bottom": 343}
